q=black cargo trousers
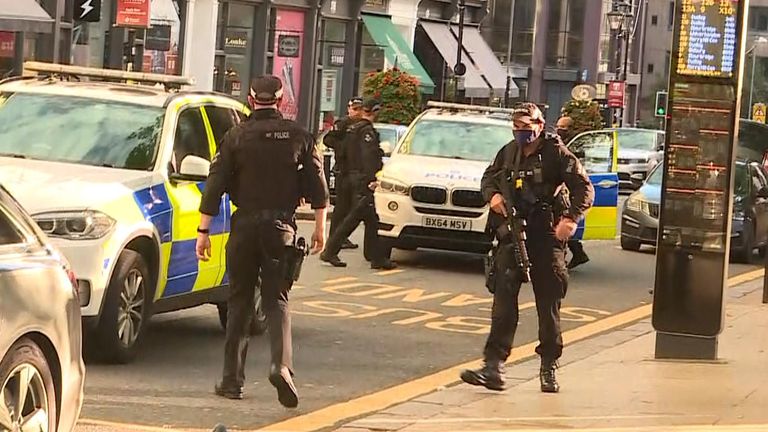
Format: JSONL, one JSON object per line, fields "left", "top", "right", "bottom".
{"left": 221, "top": 210, "right": 296, "bottom": 390}
{"left": 483, "top": 217, "right": 569, "bottom": 364}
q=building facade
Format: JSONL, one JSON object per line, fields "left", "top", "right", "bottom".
{"left": 638, "top": 0, "right": 768, "bottom": 124}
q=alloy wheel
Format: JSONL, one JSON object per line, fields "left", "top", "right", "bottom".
{"left": 117, "top": 268, "right": 145, "bottom": 347}
{"left": 0, "top": 363, "right": 50, "bottom": 432}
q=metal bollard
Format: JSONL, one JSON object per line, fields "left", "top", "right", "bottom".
{"left": 764, "top": 248, "right": 768, "bottom": 304}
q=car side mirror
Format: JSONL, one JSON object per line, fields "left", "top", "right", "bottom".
{"left": 172, "top": 155, "right": 210, "bottom": 182}
{"left": 380, "top": 141, "right": 393, "bottom": 157}
{"left": 630, "top": 172, "right": 645, "bottom": 189}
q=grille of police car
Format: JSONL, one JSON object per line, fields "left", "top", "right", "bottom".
{"left": 410, "top": 186, "right": 448, "bottom": 204}
{"left": 414, "top": 207, "right": 484, "bottom": 219}
{"left": 451, "top": 189, "right": 485, "bottom": 208}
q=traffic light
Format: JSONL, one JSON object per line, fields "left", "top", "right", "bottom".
{"left": 655, "top": 91, "right": 668, "bottom": 117}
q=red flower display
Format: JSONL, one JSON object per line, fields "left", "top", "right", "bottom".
{"left": 362, "top": 68, "right": 421, "bottom": 125}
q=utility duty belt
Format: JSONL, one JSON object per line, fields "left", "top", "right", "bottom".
{"left": 236, "top": 209, "right": 295, "bottom": 222}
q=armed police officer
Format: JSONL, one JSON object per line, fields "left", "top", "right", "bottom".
{"left": 323, "top": 97, "right": 364, "bottom": 250}
{"left": 195, "top": 76, "right": 328, "bottom": 408}
{"left": 461, "top": 103, "right": 594, "bottom": 393}
{"left": 320, "top": 98, "right": 397, "bottom": 270}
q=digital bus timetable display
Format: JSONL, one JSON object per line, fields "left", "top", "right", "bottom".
{"left": 676, "top": 0, "right": 739, "bottom": 78}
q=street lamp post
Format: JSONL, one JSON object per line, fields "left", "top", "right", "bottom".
{"left": 748, "top": 37, "right": 768, "bottom": 116}
{"left": 607, "top": 1, "right": 633, "bottom": 127}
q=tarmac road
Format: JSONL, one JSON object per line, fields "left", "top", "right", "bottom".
{"left": 76, "top": 220, "right": 760, "bottom": 431}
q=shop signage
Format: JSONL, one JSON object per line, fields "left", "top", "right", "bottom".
{"left": 753, "top": 103, "right": 766, "bottom": 123}
{"left": 116, "top": 0, "right": 150, "bottom": 28}
{"left": 145, "top": 25, "right": 172, "bottom": 51}
{"left": 328, "top": 46, "right": 345, "bottom": 67}
{"left": 363, "top": 46, "right": 385, "bottom": 70}
{"left": 607, "top": 80, "right": 625, "bottom": 108}
{"left": 74, "top": 0, "right": 102, "bottom": 22}
{"left": 224, "top": 31, "right": 249, "bottom": 54}
{"left": 273, "top": 9, "right": 306, "bottom": 120}
{"left": 277, "top": 34, "right": 301, "bottom": 58}
{"left": 363, "top": 0, "right": 389, "bottom": 13}
{"left": 0, "top": 32, "right": 13, "bottom": 59}
{"left": 320, "top": 70, "right": 338, "bottom": 112}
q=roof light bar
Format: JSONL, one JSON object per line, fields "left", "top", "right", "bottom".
{"left": 425, "top": 101, "right": 517, "bottom": 114}
{"left": 22, "top": 61, "right": 195, "bottom": 88}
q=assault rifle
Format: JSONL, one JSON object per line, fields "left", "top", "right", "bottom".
{"left": 493, "top": 170, "right": 532, "bottom": 284}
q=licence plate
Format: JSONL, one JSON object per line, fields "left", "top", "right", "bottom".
{"left": 422, "top": 216, "right": 472, "bottom": 231}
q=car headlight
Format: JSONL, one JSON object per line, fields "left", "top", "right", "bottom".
{"left": 378, "top": 177, "right": 411, "bottom": 195}
{"left": 33, "top": 210, "right": 116, "bottom": 240}
{"left": 626, "top": 194, "right": 643, "bottom": 212}
{"left": 628, "top": 158, "right": 649, "bottom": 164}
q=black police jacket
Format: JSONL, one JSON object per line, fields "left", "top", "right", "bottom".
{"left": 481, "top": 134, "right": 595, "bottom": 229}
{"left": 343, "top": 119, "right": 384, "bottom": 184}
{"left": 323, "top": 116, "right": 359, "bottom": 174}
{"left": 199, "top": 109, "right": 329, "bottom": 216}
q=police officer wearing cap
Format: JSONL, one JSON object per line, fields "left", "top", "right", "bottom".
{"left": 196, "top": 76, "right": 329, "bottom": 407}
{"left": 320, "top": 98, "right": 397, "bottom": 270}
{"left": 460, "top": 103, "right": 594, "bottom": 393}
{"left": 324, "top": 97, "right": 365, "bottom": 250}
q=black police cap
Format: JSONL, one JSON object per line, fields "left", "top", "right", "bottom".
{"left": 348, "top": 97, "right": 364, "bottom": 107}
{"left": 249, "top": 76, "right": 284, "bottom": 105}
{"left": 362, "top": 98, "right": 382, "bottom": 113}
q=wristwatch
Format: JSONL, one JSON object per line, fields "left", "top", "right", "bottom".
{"left": 197, "top": 227, "right": 210, "bottom": 234}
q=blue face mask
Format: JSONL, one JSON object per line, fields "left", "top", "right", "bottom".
{"left": 514, "top": 129, "right": 538, "bottom": 145}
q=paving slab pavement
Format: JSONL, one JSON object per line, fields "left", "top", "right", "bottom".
{"left": 335, "top": 280, "right": 768, "bottom": 432}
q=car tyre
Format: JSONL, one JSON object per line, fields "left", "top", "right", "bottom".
{"left": 95, "top": 249, "right": 152, "bottom": 364}
{"left": 0, "top": 338, "right": 58, "bottom": 432}
{"left": 620, "top": 235, "right": 642, "bottom": 251}
{"left": 217, "top": 289, "right": 267, "bottom": 336}
{"left": 734, "top": 222, "right": 755, "bottom": 264}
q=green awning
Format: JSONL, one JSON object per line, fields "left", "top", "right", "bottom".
{"left": 362, "top": 14, "right": 435, "bottom": 94}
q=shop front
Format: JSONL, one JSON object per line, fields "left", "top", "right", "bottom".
{"left": 0, "top": 0, "right": 63, "bottom": 78}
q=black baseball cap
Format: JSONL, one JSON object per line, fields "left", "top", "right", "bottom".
{"left": 362, "top": 98, "right": 382, "bottom": 113}
{"left": 348, "top": 96, "right": 364, "bottom": 107}
{"left": 249, "top": 75, "right": 284, "bottom": 105}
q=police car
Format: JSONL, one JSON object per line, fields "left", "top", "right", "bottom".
{"left": 0, "top": 62, "right": 264, "bottom": 363}
{"left": 375, "top": 101, "right": 620, "bottom": 256}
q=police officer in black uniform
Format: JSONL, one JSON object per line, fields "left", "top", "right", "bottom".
{"left": 460, "top": 103, "right": 594, "bottom": 393}
{"left": 195, "top": 76, "right": 329, "bottom": 408}
{"left": 320, "top": 98, "right": 396, "bottom": 270}
{"left": 324, "top": 97, "right": 364, "bottom": 250}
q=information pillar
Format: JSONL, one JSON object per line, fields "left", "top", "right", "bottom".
{"left": 653, "top": 0, "right": 749, "bottom": 360}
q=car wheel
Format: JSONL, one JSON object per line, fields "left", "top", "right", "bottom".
{"left": 95, "top": 250, "right": 151, "bottom": 364}
{"left": 217, "top": 289, "right": 268, "bottom": 336}
{"left": 620, "top": 235, "right": 642, "bottom": 251}
{"left": 734, "top": 222, "right": 756, "bottom": 264}
{"left": 0, "top": 338, "right": 58, "bottom": 432}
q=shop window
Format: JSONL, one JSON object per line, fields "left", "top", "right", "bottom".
{"left": 651, "top": 15, "right": 658, "bottom": 26}
{"left": 647, "top": 63, "right": 655, "bottom": 73}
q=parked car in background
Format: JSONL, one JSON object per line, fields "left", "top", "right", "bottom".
{"left": 0, "top": 183, "right": 85, "bottom": 432}
{"left": 374, "top": 102, "right": 619, "bottom": 256}
{"left": 620, "top": 160, "right": 768, "bottom": 262}
{"left": 568, "top": 128, "right": 664, "bottom": 191}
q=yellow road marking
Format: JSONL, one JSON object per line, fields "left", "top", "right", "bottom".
{"left": 260, "top": 270, "right": 764, "bottom": 432}
{"left": 375, "top": 269, "right": 405, "bottom": 276}
{"left": 323, "top": 276, "right": 358, "bottom": 284}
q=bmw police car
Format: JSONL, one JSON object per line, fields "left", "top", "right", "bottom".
{"left": 375, "top": 101, "right": 620, "bottom": 256}
{"left": 0, "top": 62, "right": 264, "bottom": 363}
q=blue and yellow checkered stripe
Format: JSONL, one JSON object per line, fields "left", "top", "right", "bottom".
{"left": 573, "top": 172, "right": 619, "bottom": 241}
{"left": 133, "top": 183, "right": 231, "bottom": 300}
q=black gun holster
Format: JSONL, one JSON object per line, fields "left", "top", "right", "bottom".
{"left": 484, "top": 245, "right": 498, "bottom": 293}
{"left": 279, "top": 237, "right": 310, "bottom": 282}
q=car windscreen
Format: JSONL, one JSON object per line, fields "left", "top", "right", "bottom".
{"left": 0, "top": 92, "right": 164, "bottom": 170}
{"left": 397, "top": 119, "right": 513, "bottom": 161}
{"left": 617, "top": 129, "right": 658, "bottom": 151}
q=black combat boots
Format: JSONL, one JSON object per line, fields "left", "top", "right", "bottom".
{"left": 540, "top": 358, "right": 560, "bottom": 393}
{"left": 460, "top": 362, "right": 506, "bottom": 391}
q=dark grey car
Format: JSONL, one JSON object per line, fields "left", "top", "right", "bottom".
{"left": 0, "top": 184, "right": 85, "bottom": 431}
